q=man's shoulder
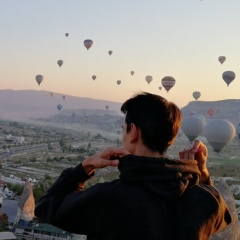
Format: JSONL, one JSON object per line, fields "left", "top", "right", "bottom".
{"left": 185, "top": 184, "right": 225, "bottom": 206}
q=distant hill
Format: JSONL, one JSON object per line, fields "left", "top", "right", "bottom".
{"left": 181, "top": 99, "right": 240, "bottom": 126}
{"left": 0, "top": 89, "right": 122, "bottom": 118}
{"left": 0, "top": 90, "right": 239, "bottom": 127}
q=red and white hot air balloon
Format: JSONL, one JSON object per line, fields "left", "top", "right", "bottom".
{"left": 207, "top": 108, "right": 216, "bottom": 117}
{"left": 161, "top": 76, "right": 176, "bottom": 92}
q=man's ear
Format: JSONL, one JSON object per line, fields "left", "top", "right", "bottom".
{"left": 129, "top": 123, "right": 138, "bottom": 143}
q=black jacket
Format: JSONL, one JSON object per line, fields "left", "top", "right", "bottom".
{"left": 35, "top": 155, "right": 232, "bottom": 240}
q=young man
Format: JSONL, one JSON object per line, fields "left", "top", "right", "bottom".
{"left": 35, "top": 92, "right": 231, "bottom": 240}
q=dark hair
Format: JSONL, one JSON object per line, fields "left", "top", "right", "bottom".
{"left": 121, "top": 92, "right": 182, "bottom": 154}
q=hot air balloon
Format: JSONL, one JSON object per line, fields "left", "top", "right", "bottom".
{"left": 108, "top": 50, "right": 113, "bottom": 56}
{"left": 222, "top": 71, "right": 236, "bottom": 86}
{"left": 145, "top": 75, "right": 152, "bottom": 84}
{"left": 35, "top": 75, "right": 44, "bottom": 86}
{"left": 203, "top": 119, "right": 235, "bottom": 153}
{"left": 218, "top": 56, "right": 226, "bottom": 64}
{"left": 92, "top": 75, "right": 96, "bottom": 80}
{"left": 57, "top": 104, "right": 63, "bottom": 111}
{"left": 84, "top": 39, "right": 93, "bottom": 50}
{"left": 72, "top": 111, "right": 76, "bottom": 117}
{"left": 62, "top": 95, "right": 66, "bottom": 100}
{"left": 192, "top": 91, "right": 201, "bottom": 100}
{"left": 65, "top": 33, "right": 69, "bottom": 37}
{"left": 159, "top": 86, "right": 162, "bottom": 90}
{"left": 237, "top": 123, "right": 240, "bottom": 142}
{"left": 193, "top": 114, "right": 206, "bottom": 124}
{"left": 207, "top": 108, "right": 216, "bottom": 117}
{"left": 117, "top": 80, "right": 121, "bottom": 85}
{"left": 105, "top": 105, "right": 109, "bottom": 110}
{"left": 50, "top": 92, "right": 54, "bottom": 98}
{"left": 161, "top": 76, "right": 175, "bottom": 92}
{"left": 57, "top": 60, "right": 63, "bottom": 67}
{"left": 181, "top": 116, "right": 206, "bottom": 143}
{"left": 130, "top": 71, "right": 134, "bottom": 76}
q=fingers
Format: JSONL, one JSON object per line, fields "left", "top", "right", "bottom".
{"left": 179, "top": 140, "right": 208, "bottom": 160}
{"left": 179, "top": 147, "right": 195, "bottom": 160}
{"left": 101, "top": 148, "right": 130, "bottom": 160}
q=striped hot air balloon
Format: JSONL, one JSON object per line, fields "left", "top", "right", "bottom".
{"left": 161, "top": 76, "right": 176, "bottom": 92}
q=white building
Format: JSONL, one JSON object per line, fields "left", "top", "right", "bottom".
{"left": 5, "top": 135, "right": 25, "bottom": 144}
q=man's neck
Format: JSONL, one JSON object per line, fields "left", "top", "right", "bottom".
{"left": 132, "top": 145, "right": 165, "bottom": 158}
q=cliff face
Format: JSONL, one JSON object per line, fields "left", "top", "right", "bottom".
{"left": 211, "top": 178, "right": 240, "bottom": 240}
{"left": 16, "top": 181, "right": 35, "bottom": 223}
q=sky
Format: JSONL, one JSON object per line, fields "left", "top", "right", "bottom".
{"left": 0, "top": 0, "right": 240, "bottom": 108}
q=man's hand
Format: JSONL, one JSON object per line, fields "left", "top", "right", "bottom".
{"left": 82, "top": 148, "right": 130, "bottom": 175}
{"left": 179, "top": 140, "right": 211, "bottom": 184}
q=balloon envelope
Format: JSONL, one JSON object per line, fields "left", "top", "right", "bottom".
{"left": 72, "top": 111, "right": 76, "bottom": 117}
{"left": 65, "top": 33, "right": 69, "bottom": 37}
{"left": 222, "top": 71, "right": 236, "bottom": 86}
{"left": 218, "top": 56, "right": 226, "bottom": 64}
{"left": 57, "top": 104, "right": 63, "bottom": 111}
{"left": 181, "top": 116, "right": 206, "bottom": 143}
{"left": 62, "top": 95, "right": 66, "bottom": 100}
{"left": 108, "top": 50, "right": 113, "bottom": 56}
{"left": 161, "top": 76, "right": 176, "bottom": 92}
{"left": 35, "top": 75, "right": 44, "bottom": 86}
{"left": 203, "top": 119, "right": 236, "bottom": 153}
{"left": 193, "top": 114, "right": 206, "bottom": 124}
{"left": 84, "top": 39, "right": 93, "bottom": 50}
{"left": 192, "top": 91, "right": 201, "bottom": 100}
{"left": 130, "top": 71, "right": 134, "bottom": 76}
{"left": 145, "top": 75, "right": 152, "bottom": 84}
{"left": 117, "top": 80, "right": 121, "bottom": 85}
{"left": 50, "top": 92, "right": 54, "bottom": 98}
{"left": 159, "top": 86, "right": 162, "bottom": 90}
{"left": 207, "top": 108, "right": 216, "bottom": 117}
{"left": 92, "top": 75, "right": 96, "bottom": 80}
{"left": 237, "top": 123, "right": 240, "bottom": 142}
{"left": 105, "top": 105, "right": 109, "bottom": 110}
{"left": 57, "top": 60, "right": 63, "bottom": 67}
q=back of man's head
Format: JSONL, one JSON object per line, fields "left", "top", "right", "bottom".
{"left": 121, "top": 92, "right": 182, "bottom": 154}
